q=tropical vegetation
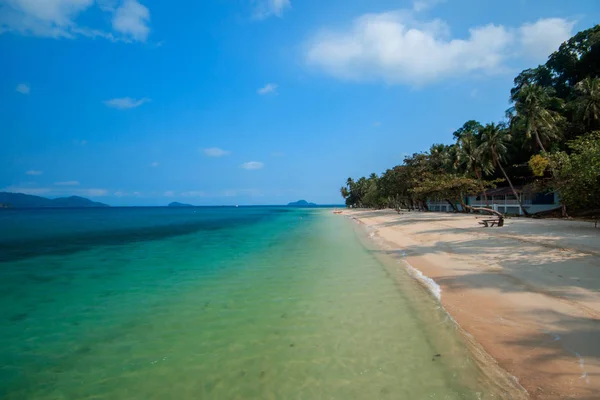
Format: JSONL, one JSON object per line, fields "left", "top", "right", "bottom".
{"left": 340, "top": 25, "right": 600, "bottom": 217}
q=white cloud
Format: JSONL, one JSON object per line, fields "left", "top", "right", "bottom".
{"left": 16, "top": 83, "right": 30, "bottom": 94}
{"left": 1, "top": 185, "right": 107, "bottom": 197}
{"left": 241, "top": 161, "right": 264, "bottom": 170}
{"left": 103, "top": 97, "right": 150, "bottom": 109}
{"left": 83, "top": 188, "right": 108, "bottom": 196}
{"left": 0, "top": 0, "right": 93, "bottom": 38}
{"left": 181, "top": 191, "right": 206, "bottom": 197}
{"left": 150, "top": 161, "right": 159, "bottom": 167}
{"left": 203, "top": 147, "right": 230, "bottom": 157}
{"left": 55, "top": 181, "right": 80, "bottom": 186}
{"left": 306, "top": 12, "right": 573, "bottom": 86}
{"left": 306, "top": 11, "right": 514, "bottom": 86}
{"left": 519, "top": 18, "right": 575, "bottom": 60}
{"left": 253, "top": 0, "right": 291, "bottom": 20}
{"left": 112, "top": 0, "right": 150, "bottom": 42}
{"left": 26, "top": 170, "right": 43, "bottom": 175}
{"left": 0, "top": 0, "right": 150, "bottom": 42}
{"left": 1, "top": 186, "right": 51, "bottom": 195}
{"left": 163, "top": 191, "right": 174, "bottom": 197}
{"left": 257, "top": 83, "right": 278, "bottom": 95}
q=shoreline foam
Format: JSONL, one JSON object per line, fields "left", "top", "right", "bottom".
{"left": 343, "top": 209, "right": 600, "bottom": 399}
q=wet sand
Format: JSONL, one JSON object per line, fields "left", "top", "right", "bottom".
{"left": 344, "top": 209, "right": 600, "bottom": 399}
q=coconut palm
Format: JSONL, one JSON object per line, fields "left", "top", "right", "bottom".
{"left": 573, "top": 77, "right": 600, "bottom": 131}
{"left": 453, "top": 121, "right": 492, "bottom": 205}
{"left": 510, "top": 84, "right": 564, "bottom": 152}
{"left": 479, "top": 122, "right": 529, "bottom": 216}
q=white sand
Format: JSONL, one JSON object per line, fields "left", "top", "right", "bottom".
{"left": 343, "top": 209, "right": 600, "bottom": 399}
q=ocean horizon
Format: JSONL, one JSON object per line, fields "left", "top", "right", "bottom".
{"left": 0, "top": 207, "right": 500, "bottom": 399}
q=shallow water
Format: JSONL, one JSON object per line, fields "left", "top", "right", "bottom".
{"left": 0, "top": 207, "right": 498, "bottom": 399}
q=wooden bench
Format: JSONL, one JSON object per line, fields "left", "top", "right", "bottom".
{"left": 478, "top": 219, "right": 502, "bottom": 227}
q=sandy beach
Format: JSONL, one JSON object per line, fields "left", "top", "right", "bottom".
{"left": 344, "top": 209, "right": 600, "bottom": 399}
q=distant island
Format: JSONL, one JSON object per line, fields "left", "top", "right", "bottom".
{"left": 0, "top": 192, "right": 109, "bottom": 208}
{"left": 168, "top": 202, "right": 194, "bottom": 207}
{"left": 287, "top": 200, "right": 318, "bottom": 207}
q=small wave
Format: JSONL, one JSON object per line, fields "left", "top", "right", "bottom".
{"left": 404, "top": 261, "right": 442, "bottom": 301}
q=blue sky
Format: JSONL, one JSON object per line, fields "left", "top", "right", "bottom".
{"left": 1, "top": 0, "right": 598, "bottom": 206}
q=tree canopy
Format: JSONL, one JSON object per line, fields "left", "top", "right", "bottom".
{"left": 340, "top": 25, "right": 600, "bottom": 216}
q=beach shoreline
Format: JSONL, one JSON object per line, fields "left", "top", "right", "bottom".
{"left": 343, "top": 209, "right": 600, "bottom": 399}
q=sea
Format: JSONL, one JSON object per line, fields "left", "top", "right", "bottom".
{"left": 0, "top": 207, "right": 502, "bottom": 399}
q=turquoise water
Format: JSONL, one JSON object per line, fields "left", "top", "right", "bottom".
{"left": 0, "top": 207, "right": 498, "bottom": 399}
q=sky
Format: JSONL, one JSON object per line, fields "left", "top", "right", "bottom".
{"left": 1, "top": 0, "right": 599, "bottom": 206}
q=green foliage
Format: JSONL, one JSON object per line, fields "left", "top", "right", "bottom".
{"left": 572, "top": 77, "right": 600, "bottom": 132}
{"left": 547, "top": 132, "right": 600, "bottom": 211}
{"left": 341, "top": 25, "right": 600, "bottom": 214}
{"left": 412, "top": 174, "right": 500, "bottom": 204}
{"left": 528, "top": 154, "right": 549, "bottom": 177}
{"left": 509, "top": 84, "right": 564, "bottom": 152}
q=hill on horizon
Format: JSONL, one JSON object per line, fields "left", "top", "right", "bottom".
{"left": 0, "top": 192, "right": 110, "bottom": 208}
{"left": 287, "top": 200, "right": 318, "bottom": 207}
{"left": 168, "top": 202, "right": 194, "bottom": 207}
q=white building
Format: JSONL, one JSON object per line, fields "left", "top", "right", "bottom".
{"left": 427, "top": 187, "right": 560, "bottom": 215}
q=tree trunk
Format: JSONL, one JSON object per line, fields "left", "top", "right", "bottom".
{"left": 534, "top": 131, "right": 546, "bottom": 153}
{"left": 475, "top": 169, "right": 489, "bottom": 206}
{"left": 457, "top": 194, "right": 469, "bottom": 213}
{"left": 495, "top": 152, "right": 530, "bottom": 216}
{"left": 445, "top": 199, "right": 458, "bottom": 212}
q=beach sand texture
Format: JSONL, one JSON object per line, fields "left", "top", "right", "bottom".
{"left": 345, "top": 210, "right": 600, "bottom": 399}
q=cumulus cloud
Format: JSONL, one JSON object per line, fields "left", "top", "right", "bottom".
{"left": 16, "top": 83, "right": 30, "bottom": 94}
{"left": 0, "top": 0, "right": 150, "bottom": 42}
{"left": 112, "top": 0, "right": 150, "bottom": 42}
{"left": 26, "top": 170, "right": 43, "bottom": 175}
{"left": 103, "top": 97, "right": 150, "bottom": 109}
{"left": 253, "top": 0, "right": 291, "bottom": 20}
{"left": 241, "top": 161, "right": 264, "bottom": 170}
{"left": 306, "top": 12, "right": 574, "bottom": 86}
{"left": 519, "top": 18, "right": 575, "bottom": 60}
{"left": 1, "top": 185, "right": 107, "bottom": 197}
{"left": 257, "top": 83, "right": 278, "bottom": 95}
{"left": 55, "top": 181, "right": 80, "bottom": 186}
{"left": 203, "top": 147, "right": 230, "bottom": 157}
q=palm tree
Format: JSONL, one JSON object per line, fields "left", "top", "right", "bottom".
{"left": 573, "top": 77, "right": 600, "bottom": 131}
{"left": 454, "top": 123, "right": 493, "bottom": 206}
{"left": 479, "top": 123, "right": 529, "bottom": 216}
{"left": 428, "top": 144, "right": 454, "bottom": 172}
{"left": 510, "top": 84, "right": 564, "bottom": 152}
{"left": 340, "top": 186, "right": 349, "bottom": 199}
